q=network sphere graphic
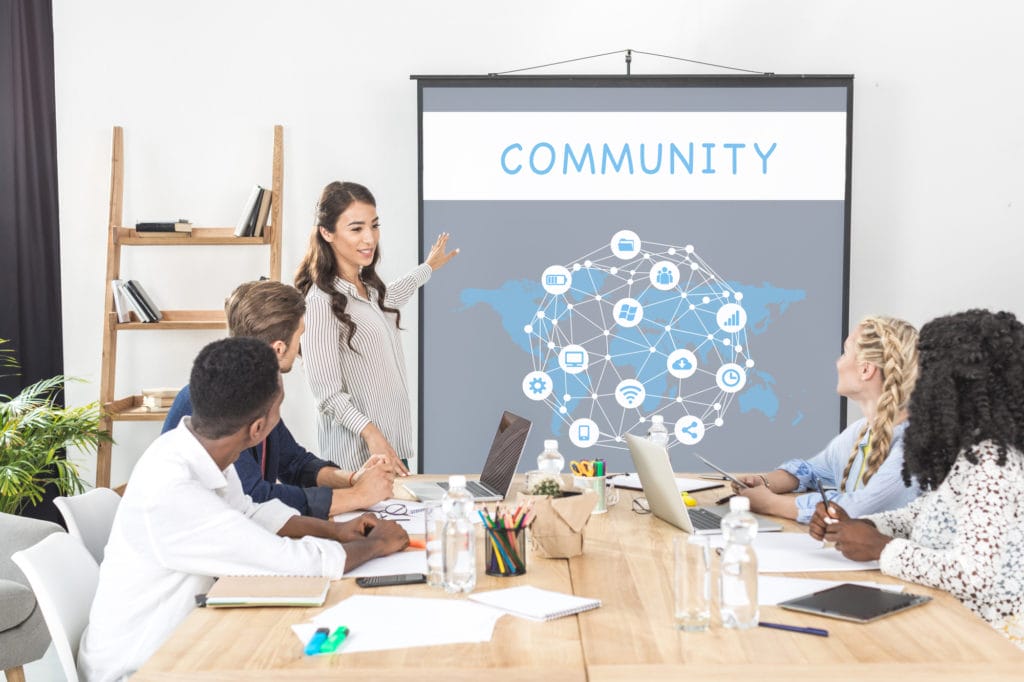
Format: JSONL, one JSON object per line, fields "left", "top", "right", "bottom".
{"left": 520, "top": 229, "right": 755, "bottom": 450}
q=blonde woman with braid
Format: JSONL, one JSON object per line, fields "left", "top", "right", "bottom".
{"left": 736, "top": 316, "right": 922, "bottom": 524}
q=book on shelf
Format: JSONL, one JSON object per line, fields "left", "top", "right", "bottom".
{"left": 111, "top": 279, "right": 131, "bottom": 323}
{"left": 122, "top": 280, "right": 162, "bottom": 322}
{"left": 234, "top": 185, "right": 264, "bottom": 237}
{"left": 253, "top": 188, "right": 272, "bottom": 237}
{"left": 141, "top": 387, "right": 180, "bottom": 399}
{"left": 142, "top": 395, "right": 176, "bottom": 409}
{"left": 135, "top": 220, "right": 192, "bottom": 233}
{"left": 198, "top": 575, "right": 330, "bottom": 608}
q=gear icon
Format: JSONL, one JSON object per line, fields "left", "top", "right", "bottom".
{"left": 529, "top": 376, "right": 548, "bottom": 395}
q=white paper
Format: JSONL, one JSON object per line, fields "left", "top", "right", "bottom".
{"left": 335, "top": 498, "right": 430, "bottom": 534}
{"left": 757, "top": 575, "right": 903, "bottom": 605}
{"left": 691, "top": 531, "right": 880, "bottom": 572}
{"left": 469, "top": 585, "right": 601, "bottom": 621}
{"left": 610, "top": 473, "right": 724, "bottom": 494}
{"left": 342, "top": 550, "right": 427, "bottom": 578}
{"left": 291, "top": 595, "right": 503, "bottom": 653}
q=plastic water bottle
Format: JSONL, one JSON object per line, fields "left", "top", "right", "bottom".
{"left": 441, "top": 475, "right": 476, "bottom": 593}
{"left": 719, "top": 496, "right": 759, "bottom": 629}
{"left": 647, "top": 415, "right": 669, "bottom": 448}
{"left": 536, "top": 439, "right": 564, "bottom": 476}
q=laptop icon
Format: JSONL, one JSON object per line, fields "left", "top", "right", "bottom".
{"left": 624, "top": 434, "right": 783, "bottom": 535}
{"left": 403, "top": 411, "right": 532, "bottom": 502}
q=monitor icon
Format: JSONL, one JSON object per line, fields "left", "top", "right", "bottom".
{"left": 564, "top": 350, "right": 585, "bottom": 367}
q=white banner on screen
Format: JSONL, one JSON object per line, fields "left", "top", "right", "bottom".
{"left": 423, "top": 111, "right": 846, "bottom": 201}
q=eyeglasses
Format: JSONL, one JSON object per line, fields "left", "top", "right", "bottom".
{"left": 631, "top": 497, "right": 651, "bottom": 515}
{"left": 375, "top": 503, "right": 425, "bottom": 521}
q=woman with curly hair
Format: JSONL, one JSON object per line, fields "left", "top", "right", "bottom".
{"left": 816, "top": 309, "right": 1024, "bottom": 648}
{"left": 737, "top": 316, "right": 921, "bottom": 523}
{"left": 295, "top": 181, "right": 458, "bottom": 473}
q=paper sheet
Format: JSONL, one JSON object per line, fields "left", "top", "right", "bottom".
{"left": 292, "top": 594, "right": 503, "bottom": 653}
{"left": 342, "top": 550, "right": 427, "bottom": 578}
{"left": 757, "top": 575, "right": 903, "bottom": 605}
{"left": 610, "top": 473, "right": 724, "bottom": 493}
{"left": 691, "top": 531, "right": 880, "bottom": 572}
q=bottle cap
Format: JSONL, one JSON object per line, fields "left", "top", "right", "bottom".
{"left": 651, "top": 415, "right": 664, "bottom": 424}
{"left": 448, "top": 474, "right": 466, "bottom": 488}
{"left": 729, "top": 496, "right": 750, "bottom": 512}
{"left": 544, "top": 439, "right": 558, "bottom": 450}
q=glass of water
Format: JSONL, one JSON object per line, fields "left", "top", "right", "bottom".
{"left": 673, "top": 536, "right": 711, "bottom": 631}
{"left": 424, "top": 502, "right": 445, "bottom": 587}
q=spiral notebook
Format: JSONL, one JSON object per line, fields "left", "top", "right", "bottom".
{"left": 468, "top": 585, "right": 601, "bottom": 621}
{"left": 200, "top": 575, "right": 330, "bottom": 608}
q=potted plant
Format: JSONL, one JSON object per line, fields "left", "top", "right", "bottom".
{"left": 0, "top": 340, "right": 108, "bottom": 514}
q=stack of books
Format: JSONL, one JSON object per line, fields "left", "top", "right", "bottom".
{"left": 141, "top": 387, "right": 179, "bottom": 411}
{"left": 233, "top": 185, "right": 272, "bottom": 237}
{"left": 135, "top": 220, "right": 192, "bottom": 237}
{"left": 112, "top": 279, "right": 162, "bottom": 322}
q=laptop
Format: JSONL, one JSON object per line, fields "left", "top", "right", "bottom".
{"left": 403, "top": 410, "right": 532, "bottom": 502}
{"left": 624, "top": 434, "right": 783, "bottom": 535}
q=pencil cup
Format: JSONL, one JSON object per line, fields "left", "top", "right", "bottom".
{"left": 484, "top": 526, "right": 527, "bottom": 577}
{"left": 576, "top": 475, "right": 620, "bottom": 513}
{"left": 424, "top": 502, "right": 445, "bottom": 587}
{"left": 673, "top": 536, "right": 711, "bottom": 632}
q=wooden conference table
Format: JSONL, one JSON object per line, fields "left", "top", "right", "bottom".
{"left": 134, "top": 477, "right": 1024, "bottom": 681}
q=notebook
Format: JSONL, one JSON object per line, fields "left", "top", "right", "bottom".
{"left": 778, "top": 582, "right": 932, "bottom": 623}
{"left": 624, "top": 433, "right": 783, "bottom": 535}
{"left": 200, "top": 575, "right": 330, "bottom": 608}
{"left": 403, "top": 410, "right": 532, "bottom": 502}
{"left": 469, "top": 585, "right": 601, "bottom": 621}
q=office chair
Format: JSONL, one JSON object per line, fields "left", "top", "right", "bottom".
{"left": 54, "top": 487, "right": 121, "bottom": 564}
{"left": 12, "top": 533, "right": 100, "bottom": 682}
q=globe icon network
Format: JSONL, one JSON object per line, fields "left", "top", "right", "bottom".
{"left": 520, "top": 229, "right": 756, "bottom": 451}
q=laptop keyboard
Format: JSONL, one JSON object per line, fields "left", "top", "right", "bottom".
{"left": 436, "top": 480, "right": 495, "bottom": 498}
{"left": 689, "top": 507, "right": 724, "bottom": 531}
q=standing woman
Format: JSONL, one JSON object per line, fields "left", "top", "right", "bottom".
{"left": 295, "top": 181, "right": 458, "bottom": 472}
{"left": 817, "top": 310, "right": 1024, "bottom": 649}
{"left": 737, "top": 316, "right": 921, "bottom": 523}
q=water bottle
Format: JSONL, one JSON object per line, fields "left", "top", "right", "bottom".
{"left": 719, "top": 496, "right": 759, "bottom": 629}
{"left": 647, "top": 415, "right": 669, "bottom": 447}
{"left": 441, "top": 475, "right": 476, "bottom": 593}
{"left": 536, "top": 439, "right": 564, "bottom": 476}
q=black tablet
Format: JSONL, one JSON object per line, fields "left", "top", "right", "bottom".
{"left": 778, "top": 583, "right": 932, "bottom": 623}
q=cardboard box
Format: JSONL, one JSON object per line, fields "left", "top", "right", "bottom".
{"left": 516, "top": 489, "right": 597, "bottom": 558}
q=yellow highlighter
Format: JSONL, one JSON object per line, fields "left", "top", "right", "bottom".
{"left": 681, "top": 491, "right": 697, "bottom": 507}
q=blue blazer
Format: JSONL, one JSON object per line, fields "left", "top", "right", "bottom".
{"left": 161, "top": 385, "right": 338, "bottom": 518}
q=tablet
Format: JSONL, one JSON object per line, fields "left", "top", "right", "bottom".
{"left": 778, "top": 583, "right": 932, "bottom": 623}
{"left": 693, "top": 453, "right": 749, "bottom": 489}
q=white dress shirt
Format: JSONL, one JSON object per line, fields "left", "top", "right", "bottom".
{"left": 77, "top": 419, "right": 347, "bottom": 681}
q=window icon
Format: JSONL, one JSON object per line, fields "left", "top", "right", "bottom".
{"left": 618, "top": 304, "right": 638, "bottom": 322}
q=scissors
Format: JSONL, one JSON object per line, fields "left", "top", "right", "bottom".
{"left": 570, "top": 460, "right": 595, "bottom": 477}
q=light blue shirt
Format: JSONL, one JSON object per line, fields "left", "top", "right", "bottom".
{"left": 778, "top": 418, "right": 920, "bottom": 523}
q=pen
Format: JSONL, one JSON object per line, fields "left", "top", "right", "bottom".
{"left": 304, "top": 627, "right": 330, "bottom": 656}
{"left": 407, "top": 539, "right": 426, "bottom": 550}
{"left": 815, "top": 479, "right": 835, "bottom": 521}
{"left": 758, "top": 621, "right": 829, "bottom": 637}
{"left": 319, "top": 625, "right": 351, "bottom": 654}
{"left": 715, "top": 494, "right": 737, "bottom": 506}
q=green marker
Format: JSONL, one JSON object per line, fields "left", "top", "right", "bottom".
{"left": 319, "top": 626, "right": 350, "bottom": 654}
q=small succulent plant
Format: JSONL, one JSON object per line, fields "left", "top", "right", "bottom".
{"left": 530, "top": 477, "right": 563, "bottom": 497}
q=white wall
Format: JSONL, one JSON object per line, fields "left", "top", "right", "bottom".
{"left": 53, "top": 0, "right": 1024, "bottom": 485}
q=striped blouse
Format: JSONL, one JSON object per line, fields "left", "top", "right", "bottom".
{"left": 301, "top": 263, "right": 432, "bottom": 470}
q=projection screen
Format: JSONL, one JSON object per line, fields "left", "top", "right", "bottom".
{"left": 415, "top": 75, "right": 852, "bottom": 475}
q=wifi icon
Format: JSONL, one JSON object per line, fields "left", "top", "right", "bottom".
{"left": 615, "top": 380, "right": 647, "bottom": 408}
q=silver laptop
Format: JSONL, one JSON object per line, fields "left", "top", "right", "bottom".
{"left": 403, "top": 411, "right": 532, "bottom": 502}
{"left": 624, "top": 434, "right": 783, "bottom": 535}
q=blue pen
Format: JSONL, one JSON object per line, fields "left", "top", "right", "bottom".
{"left": 758, "top": 621, "right": 829, "bottom": 637}
{"left": 304, "top": 627, "right": 330, "bottom": 656}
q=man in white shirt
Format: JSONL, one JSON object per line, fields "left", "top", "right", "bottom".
{"left": 78, "top": 337, "right": 408, "bottom": 681}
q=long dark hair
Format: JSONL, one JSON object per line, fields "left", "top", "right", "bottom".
{"left": 294, "top": 181, "right": 400, "bottom": 350}
{"left": 902, "top": 309, "right": 1024, "bottom": 490}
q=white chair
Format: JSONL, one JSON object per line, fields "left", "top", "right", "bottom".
{"left": 12, "top": 533, "right": 99, "bottom": 682}
{"left": 54, "top": 487, "right": 121, "bottom": 564}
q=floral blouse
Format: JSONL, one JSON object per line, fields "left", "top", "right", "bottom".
{"left": 866, "top": 440, "right": 1024, "bottom": 649}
